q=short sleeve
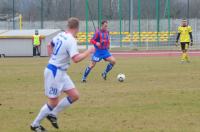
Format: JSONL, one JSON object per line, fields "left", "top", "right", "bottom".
{"left": 67, "top": 38, "right": 79, "bottom": 58}
{"left": 178, "top": 26, "right": 181, "bottom": 33}
{"left": 188, "top": 26, "right": 192, "bottom": 32}
{"left": 50, "top": 40, "right": 55, "bottom": 47}
{"left": 51, "top": 33, "right": 60, "bottom": 46}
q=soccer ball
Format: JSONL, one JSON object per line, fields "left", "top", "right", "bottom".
{"left": 117, "top": 73, "right": 125, "bottom": 82}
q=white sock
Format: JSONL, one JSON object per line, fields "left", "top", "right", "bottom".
{"left": 51, "top": 97, "right": 72, "bottom": 116}
{"left": 32, "top": 104, "right": 52, "bottom": 127}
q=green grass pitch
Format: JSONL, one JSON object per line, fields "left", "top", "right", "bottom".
{"left": 0, "top": 57, "right": 200, "bottom": 132}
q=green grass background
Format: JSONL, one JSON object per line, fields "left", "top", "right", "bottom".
{"left": 0, "top": 57, "right": 200, "bottom": 132}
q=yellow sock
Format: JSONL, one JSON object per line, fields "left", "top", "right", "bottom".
{"left": 181, "top": 53, "right": 186, "bottom": 61}
{"left": 185, "top": 53, "right": 189, "bottom": 61}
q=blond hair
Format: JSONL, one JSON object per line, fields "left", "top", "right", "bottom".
{"left": 67, "top": 17, "right": 79, "bottom": 29}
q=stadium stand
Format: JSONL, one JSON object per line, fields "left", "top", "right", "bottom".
{"left": 77, "top": 32, "right": 176, "bottom": 43}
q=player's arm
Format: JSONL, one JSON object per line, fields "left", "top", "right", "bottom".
{"left": 176, "top": 33, "right": 180, "bottom": 43}
{"left": 189, "top": 27, "right": 193, "bottom": 46}
{"left": 72, "top": 47, "right": 94, "bottom": 63}
{"left": 176, "top": 27, "right": 180, "bottom": 43}
{"left": 108, "top": 32, "right": 110, "bottom": 49}
{"left": 90, "top": 31, "right": 100, "bottom": 47}
{"left": 189, "top": 32, "right": 193, "bottom": 46}
{"left": 47, "top": 41, "right": 54, "bottom": 56}
{"left": 68, "top": 38, "right": 94, "bottom": 63}
{"left": 175, "top": 33, "right": 180, "bottom": 46}
{"left": 108, "top": 40, "right": 110, "bottom": 49}
{"left": 176, "top": 27, "right": 181, "bottom": 46}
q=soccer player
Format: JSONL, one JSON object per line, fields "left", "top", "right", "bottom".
{"left": 82, "top": 20, "right": 116, "bottom": 82}
{"left": 176, "top": 19, "right": 193, "bottom": 63}
{"left": 30, "top": 17, "right": 94, "bottom": 132}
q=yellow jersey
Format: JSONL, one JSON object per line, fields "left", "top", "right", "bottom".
{"left": 178, "top": 26, "right": 192, "bottom": 42}
{"left": 33, "top": 35, "right": 41, "bottom": 46}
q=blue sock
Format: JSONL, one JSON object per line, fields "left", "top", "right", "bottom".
{"left": 82, "top": 67, "right": 91, "bottom": 80}
{"left": 104, "top": 63, "right": 114, "bottom": 75}
{"left": 67, "top": 96, "right": 73, "bottom": 104}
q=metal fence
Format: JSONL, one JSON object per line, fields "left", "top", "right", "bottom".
{"left": 0, "top": 0, "right": 200, "bottom": 50}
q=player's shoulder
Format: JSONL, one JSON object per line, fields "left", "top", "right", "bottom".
{"left": 178, "top": 26, "right": 182, "bottom": 29}
{"left": 177, "top": 26, "right": 182, "bottom": 32}
{"left": 67, "top": 33, "right": 76, "bottom": 42}
{"left": 59, "top": 32, "right": 76, "bottom": 42}
{"left": 59, "top": 32, "right": 68, "bottom": 39}
{"left": 94, "top": 29, "right": 100, "bottom": 34}
{"left": 53, "top": 32, "right": 63, "bottom": 39}
{"left": 64, "top": 33, "right": 77, "bottom": 47}
{"left": 187, "top": 25, "right": 192, "bottom": 29}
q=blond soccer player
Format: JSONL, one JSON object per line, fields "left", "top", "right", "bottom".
{"left": 30, "top": 18, "right": 94, "bottom": 132}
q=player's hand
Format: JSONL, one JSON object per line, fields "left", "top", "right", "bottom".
{"left": 175, "top": 42, "right": 178, "bottom": 47}
{"left": 88, "top": 47, "right": 95, "bottom": 54}
{"left": 190, "top": 41, "right": 193, "bottom": 46}
{"left": 96, "top": 42, "right": 101, "bottom": 47}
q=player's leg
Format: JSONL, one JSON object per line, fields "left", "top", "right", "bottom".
{"left": 46, "top": 90, "right": 78, "bottom": 129}
{"left": 51, "top": 88, "right": 79, "bottom": 117}
{"left": 185, "top": 43, "right": 190, "bottom": 62}
{"left": 45, "top": 98, "right": 59, "bottom": 129}
{"left": 30, "top": 125, "right": 46, "bottom": 132}
{"left": 181, "top": 50, "right": 186, "bottom": 62}
{"left": 82, "top": 51, "right": 102, "bottom": 82}
{"left": 82, "top": 61, "right": 96, "bottom": 82}
{"left": 31, "top": 98, "right": 58, "bottom": 131}
{"left": 47, "top": 74, "right": 78, "bottom": 129}
{"left": 180, "top": 43, "right": 186, "bottom": 62}
{"left": 102, "top": 55, "right": 116, "bottom": 80}
{"left": 31, "top": 68, "right": 60, "bottom": 130}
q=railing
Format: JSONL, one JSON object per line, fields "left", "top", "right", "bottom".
{"left": 77, "top": 32, "right": 200, "bottom": 51}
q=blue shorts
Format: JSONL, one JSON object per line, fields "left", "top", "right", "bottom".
{"left": 91, "top": 49, "right": 112, "bottom": 62}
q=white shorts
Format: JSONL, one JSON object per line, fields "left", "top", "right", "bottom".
{"left": 44, "top": 68, "right": 75, "bottom": 98}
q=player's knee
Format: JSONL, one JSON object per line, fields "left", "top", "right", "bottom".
{"left": 68, "top": 91, "right": 80, "bottom": 102}
{"left": 64, "top": 89, "right": 80, "bottom": 102}
{"left": 71, "top": 92, "right": 80, "bottom": 102}
{"left": 113, "top": 60, "right": 116, "bottom": 65}
{"left": 90, "top": 65, "right": 95, "bottom": 69}
{"left": 48, "top": 98, "right": 59, "bottom": 107}
{"left": 74, "top": 93, "right": 80, "bottom": 101}
{"left": 111, "top": 58, "right": 116, "bottom": 65}
{"left": 89, "top": 63, "right": 96, "bottom": 69}
{"left": 183, "top": 50, "right": 187, "bottom": 53}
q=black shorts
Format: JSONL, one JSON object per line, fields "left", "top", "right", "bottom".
{"left": 180, "top": 42, "right": 189, "bottom": 50}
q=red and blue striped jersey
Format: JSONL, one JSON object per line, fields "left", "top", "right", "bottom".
{"left": 90, "top": 30, "right": 110, "bottom": 50}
